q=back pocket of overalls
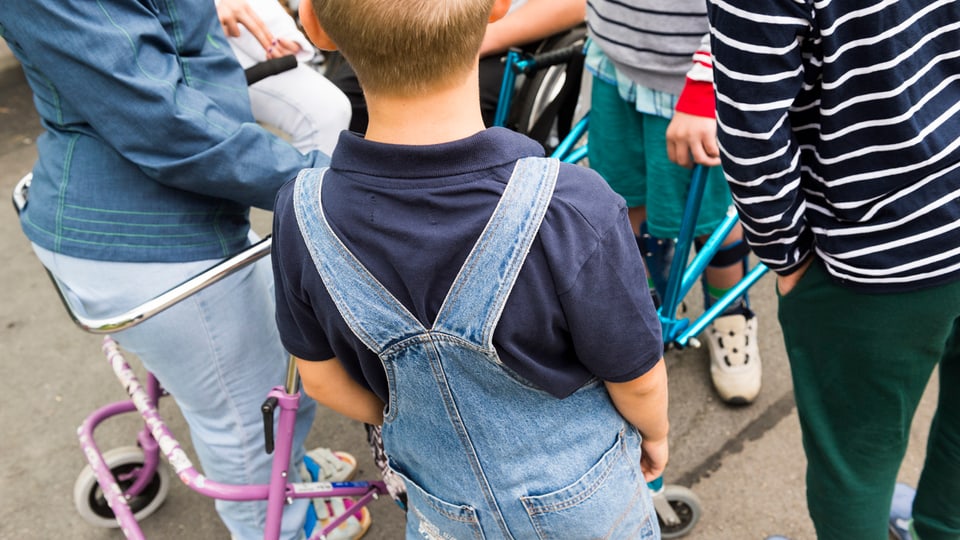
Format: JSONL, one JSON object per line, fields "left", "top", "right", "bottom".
{"left": 520, "top": 430, "right": 656, "bottom": 539}
{"left": 389, "top": 465, "right": 485, "bottom": 540}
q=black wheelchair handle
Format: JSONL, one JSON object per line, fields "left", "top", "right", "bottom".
{"left": 527, "top": 43, "right": 583, "bottom": 71}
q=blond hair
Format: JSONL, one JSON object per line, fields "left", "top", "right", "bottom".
{"left": 312, "top": 0, "right": 495, "bottom": 96}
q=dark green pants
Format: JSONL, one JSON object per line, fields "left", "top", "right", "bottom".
{"left": 778, "top": 261, "right": 960, "bottom": 540}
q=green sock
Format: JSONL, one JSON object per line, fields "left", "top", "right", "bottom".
{"left": 707, "top": 283, "right": 732, "bottom": 304}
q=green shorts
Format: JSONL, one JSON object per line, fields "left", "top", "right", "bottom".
{"left": 587, "top": 75, "right": 732, "bottom": 239}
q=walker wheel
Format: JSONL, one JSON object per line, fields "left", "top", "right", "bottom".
{"left": 658, "top": 484, "right": 702, "bottom": 539}
{"left": 73, "top": 446, "right": 169, "bottom": 528}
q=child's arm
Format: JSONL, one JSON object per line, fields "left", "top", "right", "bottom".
{"left": 605, "top": 358, "right": 669, "bottom": 482}
{"left": 479, "top": 0, "right": 587, "bottom": 57}
{"left": 666, "top": 33, "right": 721, "bottom": 168}
{"left": 295, "top": 356, "right": 386, "bottom": 426}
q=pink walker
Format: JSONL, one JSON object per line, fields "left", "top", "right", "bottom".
{"left": 13, "top": 173, "right": 388, "bottom": 540}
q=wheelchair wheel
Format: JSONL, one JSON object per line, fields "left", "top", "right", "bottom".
{"left": 510, "top": 24, "right": 588, "bottom": 153}
{"left": 73, "top": 446, "right": 169, "bottom": 528}
{"left": 656, "top": 484, "right": 702, "bottom": 539}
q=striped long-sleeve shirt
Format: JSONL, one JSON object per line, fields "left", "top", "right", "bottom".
{"left": 587, "top": 0, "right": 713, "bottom": 97}
{"left": 708, "top": 0, "right": 960, "bottom": 292}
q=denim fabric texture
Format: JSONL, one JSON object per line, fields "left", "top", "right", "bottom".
{"left": 273, "top": 128, "right": 663, "bottom": 407}
{"left": 3, "top": 2, "right": 329, "bottom": 537}
{"left": 33, "top": 241, "right": 317, "bottom": 540}
{"left": 293, "top": 158, "right": 659, "bottom": 539}
{"left": 0, "top": 1, "right": 327, "bottom": 263}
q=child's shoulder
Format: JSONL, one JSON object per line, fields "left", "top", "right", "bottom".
{"left": 547, "top": 160, "right": 628, "bottom": 235}
{"left": 274, "top": 167, "right": 322, "bottom": 210}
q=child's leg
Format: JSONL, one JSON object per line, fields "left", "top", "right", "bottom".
{"left": 588, "top": 75, "right": 659, "bottom": 292}
{"left": 588, "top": 75, "right": 647, "bottom": 219}
{"left": 587, "top": 78, "right": 680, "bottom": 306}
{"left": 247, "top": 64, "right": 352, "bottom": 155}
{"left": 700, "top": 222, "right": 747, "bottom": 301}
{"left": 588, "top": 71, "right": 762, "bottom": 404}
{"left": 778, "top": 261, "right": 958, "bottom": 540}
{"left": 628, "top": 206, "right": 646, "bottom": 234}
{"left": 642, "top": 117, "right": 761, "bottom": 404}
{"left": 696, "top": 221, "right": 762, "bottom": 404}
{"left": 913, "top": 321, "right": 960, "bottom": 540}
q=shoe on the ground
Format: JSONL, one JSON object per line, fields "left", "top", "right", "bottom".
{"left": 301, "top": 448, "right": 371, "bottom": 540}
{"left": 303, "top": 447, "right": 357, "bottom": 483}
{"left": 705, "top": 311, "right": 762, "bottom": 404}
{"left": 889, "top": 483, "right": 917, "bottom": 540}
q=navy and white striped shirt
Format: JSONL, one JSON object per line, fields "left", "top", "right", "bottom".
{"left": 708, "top": 0, "right": 960, "bottom": 292}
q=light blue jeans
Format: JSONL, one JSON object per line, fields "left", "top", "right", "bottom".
{"left": 34, "top": 240, "right": 316, "bottom": 540}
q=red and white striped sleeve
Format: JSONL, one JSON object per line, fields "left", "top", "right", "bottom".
{"left": 675, "top": 34, "right": 715, "bottom": 118}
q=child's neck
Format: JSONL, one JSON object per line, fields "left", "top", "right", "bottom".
{"left": 364, "top": 70, "right": 487, "bottom": 146}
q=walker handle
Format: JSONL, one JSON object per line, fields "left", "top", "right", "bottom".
{"left": 519, "top": 43, "right": 583, "bottom": 73}
{"left": 62, "top": 237, "right": 272, "bottom": 334}
{"left": 262, "top": 396, "right": 278, "bottom": 454}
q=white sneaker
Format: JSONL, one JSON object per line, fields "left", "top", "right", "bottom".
{"left": 705, "top": 312, "right": 762, "bottom": 404}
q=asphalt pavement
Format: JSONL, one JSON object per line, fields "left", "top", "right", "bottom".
{"left": 0, "top": 50, "right": 939, "bottom": 540}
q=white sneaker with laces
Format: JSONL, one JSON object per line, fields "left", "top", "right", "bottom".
{"left": 705, "top": 312, "right": 762, "bottom": 404}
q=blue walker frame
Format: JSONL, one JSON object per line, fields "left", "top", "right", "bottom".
{"left": 494, "top": 46, "right": 769, "bottom": 349}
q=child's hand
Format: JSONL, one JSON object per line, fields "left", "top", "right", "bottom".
{"left": 666, "top": 111, "right": 722, "bottom": 169}
{"left": 605, "top": 360, "right": 670, "bottom": 483}
{"left": 216, "top": 0, "right": 276, "bottom": 54}
{"left": 640, "top": 436, "right": 669, "bottom": 483}
{"left": 776, "top": 256, "right": 814, "bottom": 297}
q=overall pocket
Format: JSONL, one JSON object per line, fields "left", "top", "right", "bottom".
{"left": 390, "top": 465, "right": 485, "bottom": 540}
{"left": 520, "top": 430, "right": 657, "bottom": 539}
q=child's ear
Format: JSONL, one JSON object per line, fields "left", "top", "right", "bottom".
{"left": 489, "top": 0, "right": 510, "bottom": 23}
{"left": 299, "top": 1, "right": 337, "bottom": 51}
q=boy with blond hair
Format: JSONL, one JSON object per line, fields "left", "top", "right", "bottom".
{"left": 272, "top": 0, "right": 669, "bottom": 537}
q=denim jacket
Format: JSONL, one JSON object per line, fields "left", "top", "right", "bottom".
{"left": 1, "top": 0, "right": 328, "bottom": 262}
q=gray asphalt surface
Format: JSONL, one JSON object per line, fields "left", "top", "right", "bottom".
{"left": 0, "top": 44, "right": 938, "bottom": 540}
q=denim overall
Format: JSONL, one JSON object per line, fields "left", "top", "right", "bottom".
{"left": 294, "top": 158, "right": 658, "bottom": 539}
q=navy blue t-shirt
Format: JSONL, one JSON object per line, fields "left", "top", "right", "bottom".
{"left": 272, "top": 127, "right": 662, "bottom": 401}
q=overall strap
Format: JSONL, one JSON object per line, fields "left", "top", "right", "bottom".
{"left": 293, "top": 168, "right": 425, "bottom": 354}
{"left": 433, "top": 157, "right": 559, "bottom": 347}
